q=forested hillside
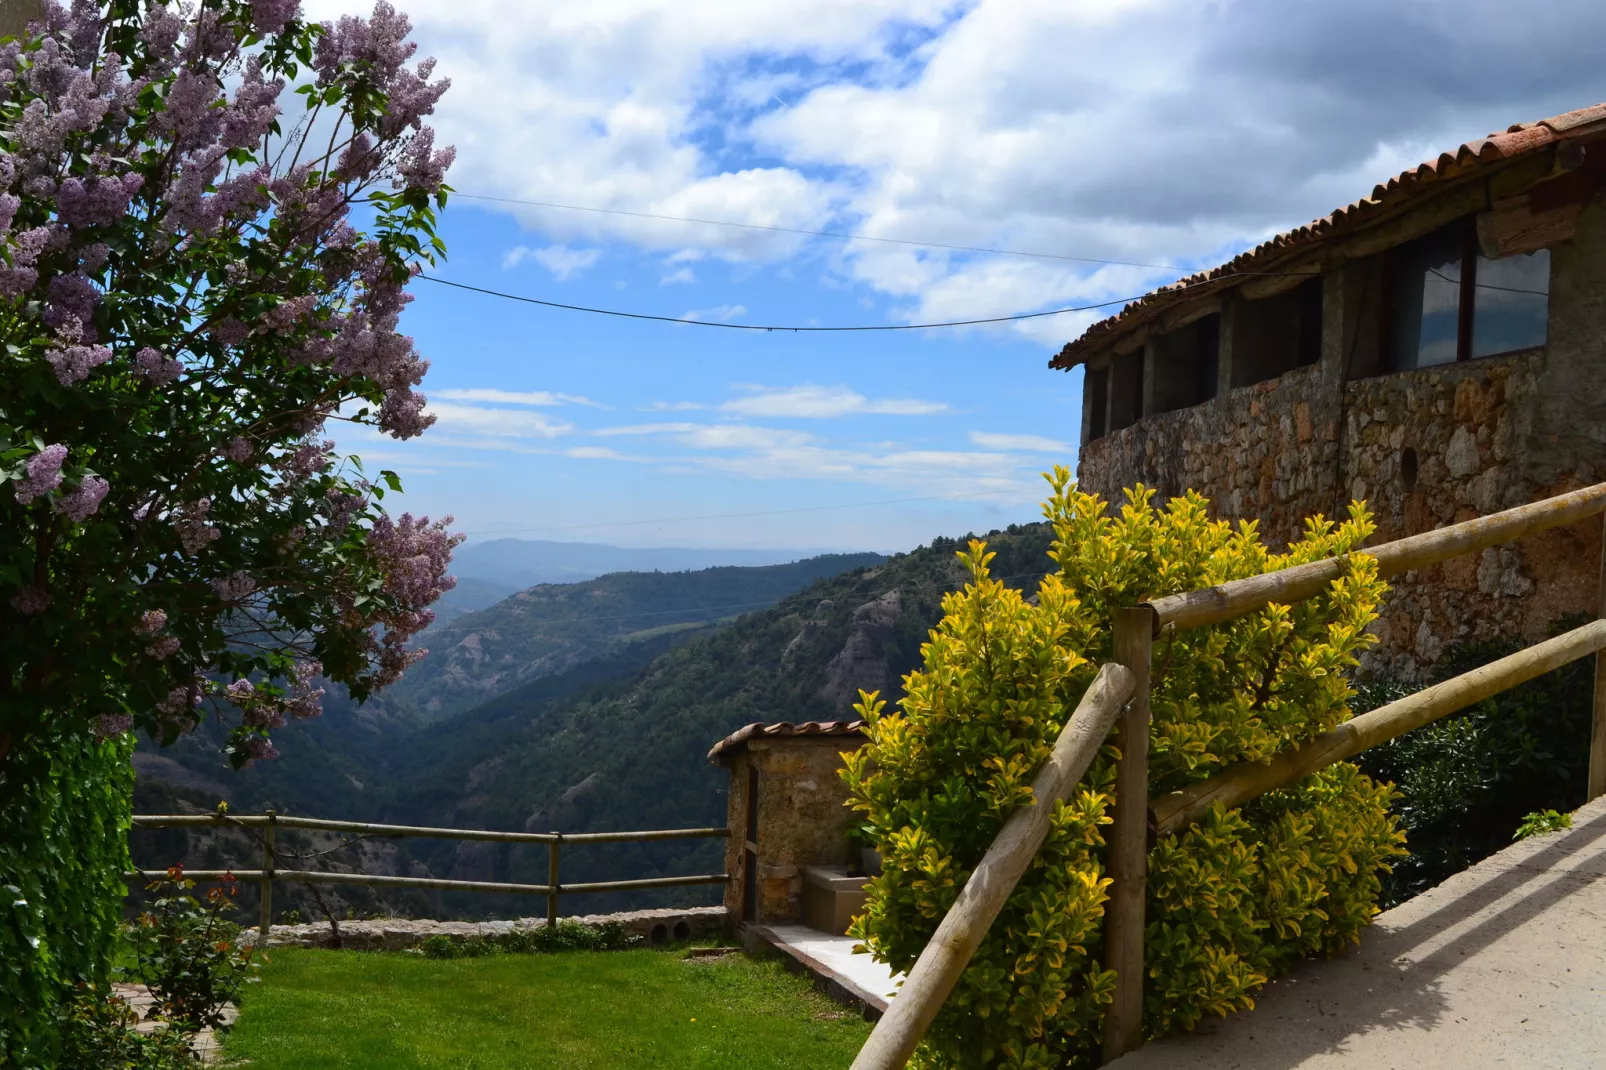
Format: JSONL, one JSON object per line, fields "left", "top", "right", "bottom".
{"left": 372, "top": 523, "right": 1058, "bottom": 913}
{"left": 384, "top": 553, "right": 885, "bottom": 721}
{"left": 129, "top": 526, "right": 1054, "bottom": 918}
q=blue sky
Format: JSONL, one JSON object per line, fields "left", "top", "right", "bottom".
{"left": 319, "top": 0, "right": 1606, "bottom": 552}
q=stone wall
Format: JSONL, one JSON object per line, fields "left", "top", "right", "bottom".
{"left": 721, "top": 736, "right": 864, "bottom": 924}
{"left": 244, "top": 906, "right": 729, "bottom": 950}
{"left": 1077, "top": 344, "right": 1602, "bottom": 681}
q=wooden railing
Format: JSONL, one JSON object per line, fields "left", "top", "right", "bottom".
{"left": 128, "top": 813, "right": 729, "bottom": 937}
{"left": 854, "top": 480, "right": 1606, "bottom": 1069}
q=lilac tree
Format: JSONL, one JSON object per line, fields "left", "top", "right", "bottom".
{"left": 0, "top": 0, "right": 461, "bottom": 770}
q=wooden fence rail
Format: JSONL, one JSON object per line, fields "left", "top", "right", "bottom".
{"left": 1097, "top": 479, "right": 1606, "bottom": 1063}
{"left": 850, "top": 479, "right": 1606, "bottom": 1070}
{"left": 850, "top": 663, "right": 1136, "bottom": 1070}
{"left": 128, "top": 814, "right": 730, "bottom": 936}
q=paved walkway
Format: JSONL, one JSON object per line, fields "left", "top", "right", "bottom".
{"left": 751, "top": 923, "right": 903, "bottom": 1012}
{"left": 1111, "top": 793, "right": 1606, "bottom": 1069}
{"left": 112, "top": 984, "right": 236, "bottom": 1065}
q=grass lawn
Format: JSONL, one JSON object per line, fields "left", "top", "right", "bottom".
{"left": 223, "top": 947, "right": 872, "bottom": 1069}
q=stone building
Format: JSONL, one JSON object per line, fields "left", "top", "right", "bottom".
{"left": 707, "top": 719, "right": 866, "bottom": 927}
{"left": 1054, "top": 102, "right": 1606, "bottom": 679}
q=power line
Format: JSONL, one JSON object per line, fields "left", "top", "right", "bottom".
{"left": 419, "top": 273, "right": 1158, "bottom": 332}
{"left": 461, "top": 493, "right": 989, "bottom": 538}
{"left": 452, "top": 192, "right": 1180, "bottom": 271}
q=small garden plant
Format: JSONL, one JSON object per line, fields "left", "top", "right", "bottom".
{"left": 1513, "top": 809, "right": 1572, "bottom": 840}
{"left": 843, "top": 471, "right": 1407, "bottom": 1069}
{"left": 56, "top": 867, "right": 258, "bottom": 1069}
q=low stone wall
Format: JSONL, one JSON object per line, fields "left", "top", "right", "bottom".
{"left": 243, "top": 905, "right": 729, "bottom": 951}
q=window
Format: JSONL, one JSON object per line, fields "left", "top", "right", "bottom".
{"left": 1231, "top": 278, "right": 1323, "bottom": 387}
{"left": 1471, "top": 249, "right": 1550, "bottom": 358}
{"left": 1388, "top": 220, "right": 1550, "bottom": 371}
{"left": 1108, "top": 350, "right": 1144, "bottom": 431}
{"left": 1150, "top": 313, "right": 1220, "bottom": 414}
{"left": 1085, "top": 365, "right": 1108, "bottom": 441}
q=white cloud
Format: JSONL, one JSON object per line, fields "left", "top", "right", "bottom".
{"left": 593, "top": 421, "right": 815, "bottom": 451}
{"left": 682, "top": 304, "right": 748, "bottom": 323}
{"left": 435, "top": 388, "right": 602, "bottom": 407}
{"left": 425, "top": 401, "right": 574, "bottom": 440}
{"left": 722, "top": 384, "right": 949, "bottom": 418}
{"left": 525, "top": 245, "right": 603, "bottom": 280}
{"left": 642, "top": 400, "right": 706, "bottom": 412}
{"left": 969, "top": 431, "right": 1073, "bottom": 453}
{"left": 660, "top": 266, "right": 697, "bottom": 285}
{"left": 311, "top": 0, "right": 1606, "bottom": 370}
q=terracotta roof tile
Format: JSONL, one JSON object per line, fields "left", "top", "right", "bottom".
{"left": 1052, "top": 101, "right": 1606, "bottom": 370}
{"left": 707, "top": 719, "right": 866, "bottom": 761}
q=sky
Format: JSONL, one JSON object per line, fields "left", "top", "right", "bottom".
{"left": 313, "top": 0, "right": 1606, "bottom": 553}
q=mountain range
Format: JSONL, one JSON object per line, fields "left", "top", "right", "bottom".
{"left": 130, "top": 527, "right": 1055, "bottom": 919}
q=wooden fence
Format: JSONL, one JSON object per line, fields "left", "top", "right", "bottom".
{"left": 128, "top": 813, "right": 729, "bottom": 937}
{"left": 854, "top": 480, "right": 1606, "bottom": 1070}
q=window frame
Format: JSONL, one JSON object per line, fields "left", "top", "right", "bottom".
{"left": 1385, "top": 218, "right": 1550, "bottom": 371}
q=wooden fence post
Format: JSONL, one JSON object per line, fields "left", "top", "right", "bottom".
{"left": 1591, "top": 522, "right": 1606, "bottom": 802}
{"left": 1101, "top": 607, "right": 1155, "bottom": 1063}
{"left": 259, "top": 809, "right": 277, "bottom": 939}
{"left": 547, "top": 832, "right": 561, "bottom": 927}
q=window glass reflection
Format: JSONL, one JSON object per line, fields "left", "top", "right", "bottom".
{"left": 1390, "top": 230, "right": 1463, "bottom": 370}
{"left": 1472, "top": 248, "right": 1550, "bottom": 358}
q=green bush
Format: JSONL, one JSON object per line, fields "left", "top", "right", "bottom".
{"left": 843, "top": 474, "right": 1406, "bottom": 1069}
{"left": 418, "top": 920, "right": 640, "bottom": 959}
{"left": 0, "top": 725, "right": 134, "bottom": 1067}
{"left": 1355, "top": 616, "right": 1593, "bottom": 904}
{"left": 55, "top": 987, "right": 196, "bottom": 1070}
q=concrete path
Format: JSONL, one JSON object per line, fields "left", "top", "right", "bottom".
{"left": 1111, "top": 794, "right": 1606, "bottom": 1069}
{"left": 750, "top": 923, "right": 903, "bottom": 1013}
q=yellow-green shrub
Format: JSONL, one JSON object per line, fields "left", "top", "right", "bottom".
{"left": 842, "top": 471, "right": 1405, "bottom": 1069}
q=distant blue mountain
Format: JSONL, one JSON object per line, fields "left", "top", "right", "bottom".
{"left": 449, "top": 538, "right": 850, "bottom": 590}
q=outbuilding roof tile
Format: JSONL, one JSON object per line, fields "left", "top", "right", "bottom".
{"left": 707, "top": 719, "right": 866, "bottom": 761}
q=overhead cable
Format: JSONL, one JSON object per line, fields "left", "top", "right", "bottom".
{"left": 421, "top": 273, "right": 1165, "bottom": 331}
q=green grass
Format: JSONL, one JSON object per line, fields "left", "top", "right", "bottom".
{"left": 223, "top": 947, "right": 871, "bottom": 1069}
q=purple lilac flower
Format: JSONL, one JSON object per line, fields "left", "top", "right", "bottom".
{"left": 55, "top": 173, "right": 144, "bottom": 227}
{"left": 175, "top": 498, "right": 220, "bottom": 553}
{"left": 46, "top": 342, "right": 113, "bottom": 385}
{"left": 223, "top": 437, "right": 252, "bottom": 462}
{"left": 14, "top": 444, "right": 67, "bottom": 503}
{"left": 211, "top": 570, "right": 257, "bottom": 602}
{"left": 225, "top": 678, "right": 256, "bottom": 703}
{"left": 95, "top": 713, "right": 134, "bottom": 739}
{"left": 242, "top": 736, "right": 279, "bottom": 764}
{"left": 144, "top": 635, "right": 181, "bottom": 660}
{"left": 156, "top": 683, "right": 202, "bottom": 716}
{"left": 55, "top": 475, "right": 108, "bottom": 521}
{"left": 10, "top": 585, "right": 50, "bottom": 615}
{"left": 248, "top": 0, "right": 300, "bottom": 34}
{"left": 45, "top": 274, "right": 102, "bottom": 335}
{"left": 135, "top": 346, "right": 182, "bottom": 385}
{"left": 395, "top": 127, "right": 454, "bottom": 191}
{"left": 135, "top": 609, "right": 168, "bottom": 636}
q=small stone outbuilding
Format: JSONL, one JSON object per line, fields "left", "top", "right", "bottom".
{"left": 1055, "top": 102, "right": 1606, "bottom": 679}
{"left": 707, "top": 720, "right": 866, "bottom": 927}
